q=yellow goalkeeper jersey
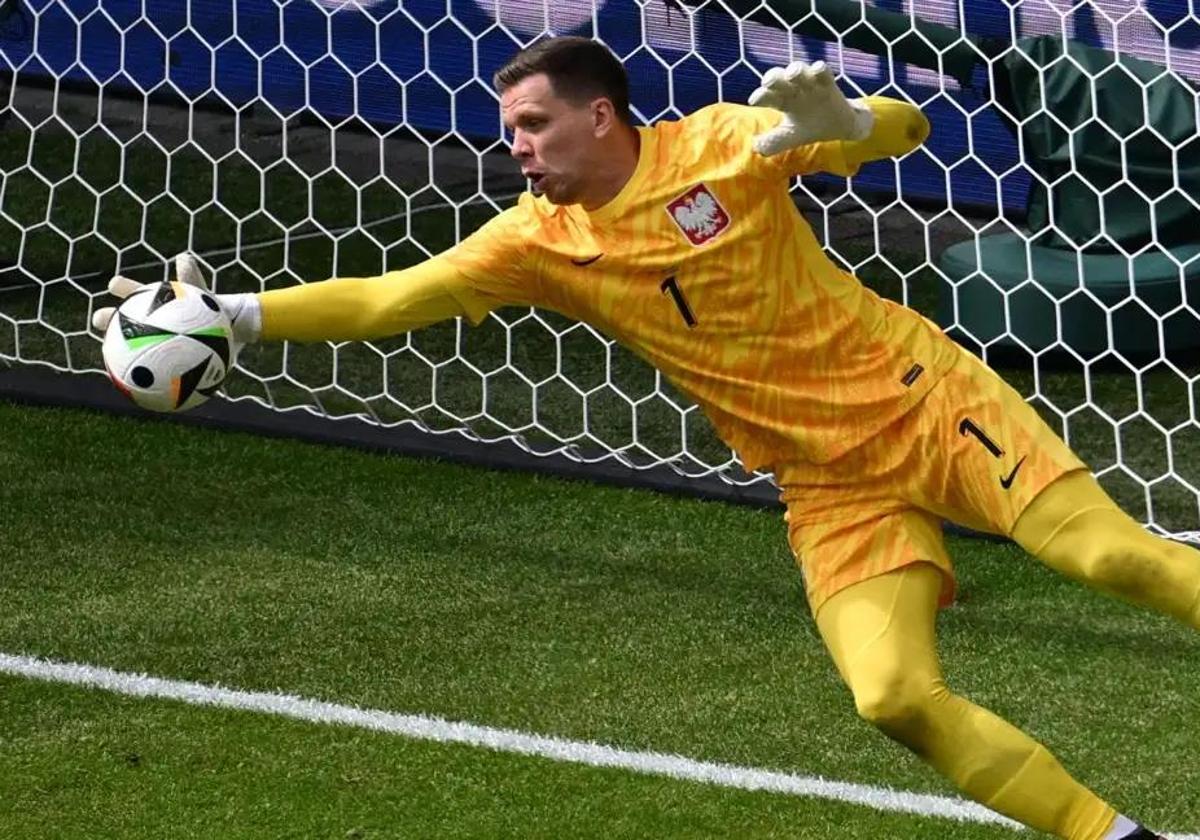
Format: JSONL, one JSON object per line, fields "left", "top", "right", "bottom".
{"left": 261, "top": 97, "right": 957, "bottom": 472}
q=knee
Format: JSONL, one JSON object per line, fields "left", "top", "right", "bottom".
{"left": 1070, "top": 526, "right": 1157, "bottom": 597}
{"left": 1078, "top": 542, "right": 1141, "bottom": 592}
{"left": 853, "top": 673, "right": 940, "bottom": 742}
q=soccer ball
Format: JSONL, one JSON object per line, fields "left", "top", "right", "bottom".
{"left": 101, "top": 280, "right": 232, "bottom": 413}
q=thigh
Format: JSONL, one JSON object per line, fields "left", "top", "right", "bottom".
{"left": 815, "top": 561, "right": 946, "bottom": 694}
{"left": 786, "top": 501, "right": 956, "bottom": 616}
{"left": 1011, "top": 468, "right": 1119, "bottom": 559}
{"left": 1012, "top": 470, "right": 1200, "bottom": 627}
{"left": 914, "top": 349, "right": 1087, "bottom": 537}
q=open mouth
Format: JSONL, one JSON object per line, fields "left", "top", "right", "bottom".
{"left": 525, "top": 172, "right": 546, "bottom": 192}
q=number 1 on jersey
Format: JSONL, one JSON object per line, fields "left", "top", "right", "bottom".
{"left": 661, "top": 275, "right": 697, "bottom": 328}
{"left": 959, "top": 417, "right": 1004, "bottom": 458}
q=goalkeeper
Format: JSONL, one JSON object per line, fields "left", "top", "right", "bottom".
{"left": 94, "top": 37, "right": 1196, "bottom": 840}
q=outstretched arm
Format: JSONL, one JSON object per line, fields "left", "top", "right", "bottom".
{"left": 94, "top": 207, "right": 535, "bottom": 354}
{"left": 93, "top": 253, "right": 495, "bottom": 358}
{"left": 252, "top": 205, "right": 534, "bottom": 342}
{"left": 258, "top": 256, "right": 485, "bottom": 343}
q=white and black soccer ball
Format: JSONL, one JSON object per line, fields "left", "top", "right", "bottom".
{"left": 101, "top": 280, "right": 232, "bottom": 413}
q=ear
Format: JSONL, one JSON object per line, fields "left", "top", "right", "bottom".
{"left": 591, "top": 97, "right": 618, "bottom": 138}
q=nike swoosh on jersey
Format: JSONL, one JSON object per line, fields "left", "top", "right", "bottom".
{"left": 1000, "top": 455, "right": 1027, "bottom": 489}
{"left": 571, "top": 254, "right": 604, "bottom": 266}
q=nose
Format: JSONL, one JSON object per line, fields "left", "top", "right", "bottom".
{"left": 510, "top": 128, "right": 532, "bottom": 160}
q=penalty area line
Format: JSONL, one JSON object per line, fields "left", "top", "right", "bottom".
{"left": 0, "top": 652, "right": 1195, "bottom": 839}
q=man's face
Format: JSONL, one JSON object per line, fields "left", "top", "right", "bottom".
{"left": 501, "top": 73, "right": 602, "bottom": 206}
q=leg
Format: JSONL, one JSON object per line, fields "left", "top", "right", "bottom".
{"left": 816, "top": 561, "right": 1118, "bottom": 840}
{"left": 1013, "top": 470, "right": 1200, "bottom": 630}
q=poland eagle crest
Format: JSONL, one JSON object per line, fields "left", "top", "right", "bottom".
{"left": 666, "top": 183, "right": 730, "bottom": 246}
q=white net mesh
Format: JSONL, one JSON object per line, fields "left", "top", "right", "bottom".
{"left": 1, "top": 0, "right": 1198, "bottom": 538}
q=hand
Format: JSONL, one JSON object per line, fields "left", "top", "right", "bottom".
{"left": 748, "top": 60, "right": 873, "bottom": 156}
{"left": 92, "top": 253, "right": 261, "bottom": 361}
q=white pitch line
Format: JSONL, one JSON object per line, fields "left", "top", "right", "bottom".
{"left": 0, "top": 653, "right": 1195, "bottom": 839}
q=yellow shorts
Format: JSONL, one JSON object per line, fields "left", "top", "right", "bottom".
{"left": 775, "top": 347, "right": 1087, "bottom": 615}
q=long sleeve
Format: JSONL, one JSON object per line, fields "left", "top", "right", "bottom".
{"left": 257, "top": 202, "right": 542, "bottom": 343}
{"left": 257, "top": 254, "right": 488, "bottom": 343}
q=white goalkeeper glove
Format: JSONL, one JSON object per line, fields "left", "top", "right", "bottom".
{"left": 91, "top": 253, "right": 262, "bottom": 361}
{"left": 748, "top": 60, "right": 874, "bottom": 157}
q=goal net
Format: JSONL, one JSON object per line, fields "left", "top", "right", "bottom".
{"left": 1, "top": 0, "right": 1198, "bottom": 538}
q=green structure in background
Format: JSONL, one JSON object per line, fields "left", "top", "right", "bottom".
{"left": 695, "top": 0, "right": 1200, "bottom": 360}
{"left": 946, "top": 35, "right": 1200, "bottom": 360}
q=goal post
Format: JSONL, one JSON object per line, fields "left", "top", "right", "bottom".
{"left": 0, "top": 0, "right": 1197, "bottom": 539}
